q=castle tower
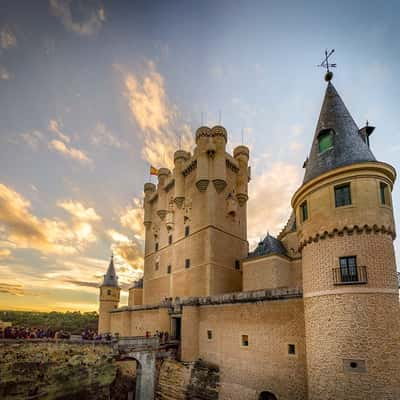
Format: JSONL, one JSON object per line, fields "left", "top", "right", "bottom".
{"left": 142, "top": 126, "right": 250, "bottom": 304}
{"left": 98, "top": 254, "right": 121, "bottom": 334}
{"left": 292, "top": 80, "right": 400, "bottom": 399}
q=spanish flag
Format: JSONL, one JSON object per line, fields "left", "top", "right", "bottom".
{"left": 150, "top": 166, "right": 158, "bottom": 176}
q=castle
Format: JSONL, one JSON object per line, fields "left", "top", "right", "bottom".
{"left": 98, "top": 75, "right": 400, "bottom": 400}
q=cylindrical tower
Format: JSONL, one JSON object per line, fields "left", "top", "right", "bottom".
{"left": 195, "top": 126, "right": 211, "bottom": 192}
{"left": 211, "top": 125, "right": 227, "bottom": 193}
{"left": 295, "top": 81, "right": 400, "bottom": 399}
{"left": 173, "top": 150, "right": 188, "bottom": 208}
{"left": 233, "top": 145, "right": 250, "bottom": 206}
{"left": 98, "top": 255, "right": 121, "bottom": 334}
{"left": 143, "top": 182, "right": 156, "bottom": 228}
{"left": 156, "top": 168, "right": 170, "bottom": 219}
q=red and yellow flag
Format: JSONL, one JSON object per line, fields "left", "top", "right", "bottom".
{"left": 150, "top": 166, "right": 158, "bottom": 176}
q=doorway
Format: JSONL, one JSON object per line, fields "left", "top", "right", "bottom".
{"left": 259, "top": 391, "right": 277, "bottom": 400}
{"left": 171, "top": 317, "right": 181, "bottom": 340}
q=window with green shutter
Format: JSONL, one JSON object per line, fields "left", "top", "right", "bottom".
{"left": 318, "top": 129, "right": 334, "bottom": 153}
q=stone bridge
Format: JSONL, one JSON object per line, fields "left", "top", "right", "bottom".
{"left": 0, "top": 337, "right": 178, "bottom": 400}
{"left": 113, "top": 336, "right": 179, "bottom": 400}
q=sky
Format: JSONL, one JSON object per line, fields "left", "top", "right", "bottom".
{"left": 0, "top": 0, "right": 399, "bottom": 312}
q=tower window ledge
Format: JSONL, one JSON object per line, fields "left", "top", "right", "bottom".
{"left": 332, "top": 266, "right": 368, "bottom": 285}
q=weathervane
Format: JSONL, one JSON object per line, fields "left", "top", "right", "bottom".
{"left": 317, "top": 49, "right": 336, "bottom": 81}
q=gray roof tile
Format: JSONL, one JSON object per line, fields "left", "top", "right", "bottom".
{"left": 303, "top": 82, "right": 376, "bottom": 183}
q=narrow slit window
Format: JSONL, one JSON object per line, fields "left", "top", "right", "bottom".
{"left": 185, "top": 226, "right": 190, "bottom": 237}
{"left": 380, "top": 182, "right": 389, "bottom": 205}
{"left": 185, "top": 259, "right": 190, "bottom": 269}
{"left": 318, "top": 128, "right": 334, "bottom": 153}
{"left": 168, "top": 235, "right": 173, "bottom": 245}
{"left": 241, "top": 334, "right": 249, "bottom": 347}
{"left": 155, "top": 262, "right": 159, "bottom": 271}
{"left": 207, "top": 330, "right": 212, "bottom": 340}
{"left": 300, "top": 201, "right": 308, "bottom": 222}
{"left": 167, "top": 265, "right": 171, "bottom": 274}
{"left": 155, "top": 242, "right": 159, "bottom": 252}
{"left": 335, "top": 183, "right": 352, "bottom": 207}
{"left": 288, "top": 344, "right": 296, "bottom": 355}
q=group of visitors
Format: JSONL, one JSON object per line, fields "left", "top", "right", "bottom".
{"left": 81, "top": 329, "right": 113, "bottom": 341}
{"left": 146, "top": 330, "right": 169, "bottom": 343}
{"left": 3, "top": 326, "right": 65, "bottom": 339}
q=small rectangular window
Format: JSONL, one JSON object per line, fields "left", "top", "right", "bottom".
{"left": 185, "top": 259, "right": 190, "bottom": 269}
{"left": 288, "top": 344, "right": 296, "bottom": 355}
{"left": 241, "top": 334, "right": 249, "bottom": 347}
{"left": 155, "top": 262, "right": 159, "bottom": 271}
{"left": 335, "top": 184, "right": 352, "bottom": 207}
{"left": 185, "top": 226, "right": 190, "bottom": 237}
{"left": 207, "top": 330, "right": 212, "bottom": 340}
{"left": 300, "top": 201, "right": 308, "bottom": 222}
{"left": 339, "top": 256, "right": 357, "bottom": 282}
{"left": 380, "top": 182, "right": 389, "bottom": 205}
{"left": 167, "top": 265, "right": 171, "bottom": 274}
{"left": 168, "top": 235, "right": 173, "bottom": 245}
{"left": 235, "top": 260, "right": 240, "bottom": 270}
{"left": 155, "top": 242, "right": 159, "bottom": 252}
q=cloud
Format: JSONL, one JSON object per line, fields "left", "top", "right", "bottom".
{"left": 58, "top": 200, "right": 101, "bottom": 221}
{"left": 247, "top": 162, "right": 301, "bottom": 249}
{"left": 0, "top": 26, "right": 17, "bottom": 49}
{"left": 90, "top": 122, "right": 121, "bottom": 148}
{"left": 48, "top": 119, "right": 70, "bottom": 143}
{"left": 20, "top": 130, "right": 44, "bottom": 149}
{"left": 0, "top": 65, "right": 12, "bottom": 80}
{"left": 107, "top": 229, "right": 130, "bottom": 243}
{"left": 0, "top": 282, "right": 24, "bottom": 296}
{"left": 0, "top": 249, "right": 11, "bottom": 259}
{"left": 115, "top": 61, "right": 194, "bottom": 167}
{"left": 49, "top": 0, "right": 106, "bottom": 36}
{"left": 0, "top": 183, "right": 96, "bottom": 255}
{"left": 48, "top": 139, "right": 92, "bottom": 165}
{"left": 119, "top": 198, "right": 144, "bottom": 241}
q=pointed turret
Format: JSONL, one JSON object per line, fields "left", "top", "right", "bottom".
{"left": 303, "top": 82, "right": 376, "bottom": 183}
{"left": 101, "top": 254, "right": 119, "bottom": 287}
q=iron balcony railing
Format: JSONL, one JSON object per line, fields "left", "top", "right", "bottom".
{"left": 333, "top": 265, "right": 368, "bottom": 285}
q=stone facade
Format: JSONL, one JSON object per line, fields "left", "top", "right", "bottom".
{"left": 99, "top": 80, "right": 400, "bottom": 399}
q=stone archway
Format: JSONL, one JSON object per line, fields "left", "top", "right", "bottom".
{"left": 111, "top": 359, "right": 137, "bottom": 400}
{"left": 118, "top": 351, "right": 156, "bottom": 400}
{"left": 259, "top": 391, "right": 278, "bottom": 400}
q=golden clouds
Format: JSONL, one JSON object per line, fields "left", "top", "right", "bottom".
{"left": 0, "top": 249, "right": 11, "bottom": 259}
{"left": 247, "top": 162, "right": 301, "bottom": 248}
{"left": 58, "top": 200, "right": 101, "bottom": 221}
{"left": 117, "top": 61, "right": 194, "bottom": 168}
{"left": 48, "top": 139, "right": 92, "bottom": 165}
{"left": 119, "top": 198, "right": 144, "bottom": 241}
{"left": 0, "top": 283, "right": 24, "bottom": 296}
{"left": 0, "top": 184, "right": 99, "bottom": 255}
{"left": 49, "top": 0, "right": 106, "bottom": 36}
{"left": 48, "top": 119, "right": 71, "bottom": 143}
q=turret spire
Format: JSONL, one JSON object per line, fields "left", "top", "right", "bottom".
{"left": 303, "top": 82, "right": 376, "bottom": 184}
{"left": 101, "top": 252, "right": 119, "bottom": 287}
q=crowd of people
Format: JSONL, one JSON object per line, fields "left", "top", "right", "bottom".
{"left": 2, "top": 326, "right": 67, "bottom": 339}
{"left": 80, "top": 329, "right": 113, "bottom": 341}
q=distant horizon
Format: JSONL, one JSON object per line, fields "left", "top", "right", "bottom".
{"left": 1, "top": 0, "right": 399, "bottom": 311}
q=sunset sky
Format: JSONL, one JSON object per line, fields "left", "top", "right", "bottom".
{"left": 1, "top": 0, "right": 399, "bottom": 312}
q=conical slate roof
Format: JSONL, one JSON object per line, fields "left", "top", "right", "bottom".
{"left": 303, "top": 82, "right": 376, "bottom": 183}
{"left": 248, "top": 233, "right": 287, "bottom": 258}
{"left": 101, "top": 254, "right": 119, "bottom": 287}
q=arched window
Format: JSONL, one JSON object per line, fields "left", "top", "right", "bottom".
{"left": 259, "top": 391, "right": 277, "bottom": 400}
{"left": 107, "top": 289, "right": 111, "bottom": 295}
{"left": 317, "top": 128, "right": 334, "bottom": 153}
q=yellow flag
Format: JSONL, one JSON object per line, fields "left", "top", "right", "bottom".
{"left": 150, "top": 166, "right": 158, "bottom": 176}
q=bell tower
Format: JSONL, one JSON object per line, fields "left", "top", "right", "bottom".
{"left": 98, "top": 254, "right": 120, "bottom": 334}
